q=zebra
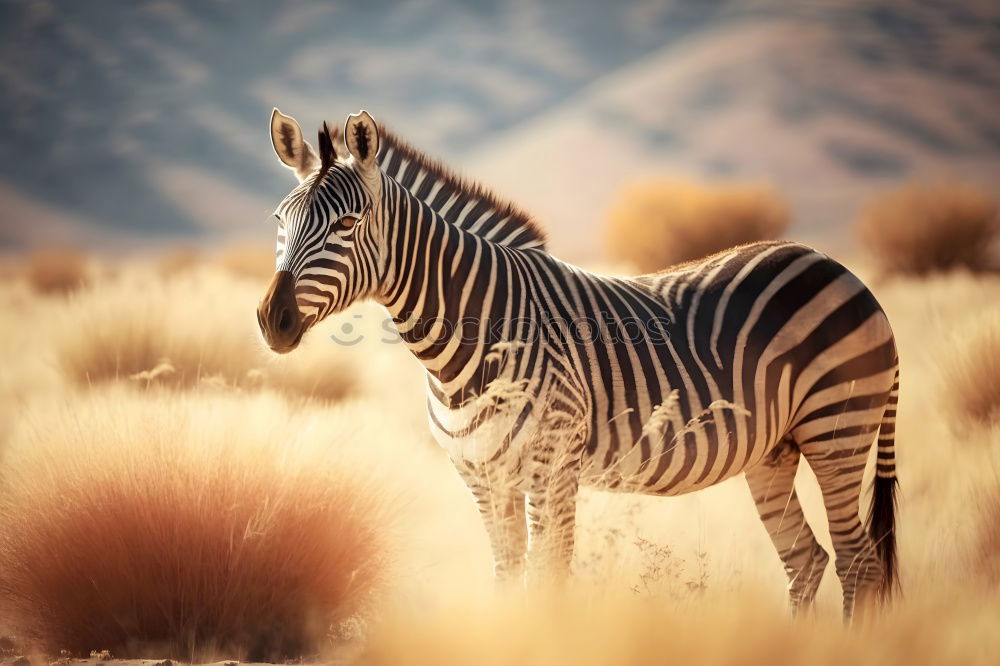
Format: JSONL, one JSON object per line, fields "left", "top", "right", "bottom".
{"left": 257, "top": 108, "right": 900, "bottom": 618}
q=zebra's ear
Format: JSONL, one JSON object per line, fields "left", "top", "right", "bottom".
{"left": 270, "top": 108, "right": 319, "bottom": 182}
{"left": 344, "top": 110, "right": 380, "bottom": 176}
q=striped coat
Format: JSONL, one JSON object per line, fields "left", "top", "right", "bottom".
{"left": 259, "top": 109, "right": 899, "bottom": 618}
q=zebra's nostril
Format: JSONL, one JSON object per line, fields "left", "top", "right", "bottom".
{"left": 277, "top": 307, "right": 294, "bottom": 334}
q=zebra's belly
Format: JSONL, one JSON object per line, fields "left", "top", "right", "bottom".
{"left": 579, "top": 453, "right": 747, "bottom": 496}
{"left": 578, "top": 406, "right": 779, "bottom": 497}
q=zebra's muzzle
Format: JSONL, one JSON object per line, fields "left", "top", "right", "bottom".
{"left": 258, "top": 270, "right": 304, "bottom": 353}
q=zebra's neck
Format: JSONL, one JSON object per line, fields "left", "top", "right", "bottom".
{"left": 376, "top": 131, "right": 545, "bottom": 251}
{"left": 375, "top": 176, "right": 536, "bottom": 397}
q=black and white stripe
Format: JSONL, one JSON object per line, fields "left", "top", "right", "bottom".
{"left": 270, "top": 118, "right": 900, "bottom": 618}
{"left": 274, "top": 168, "right": 381, "bottom": 326}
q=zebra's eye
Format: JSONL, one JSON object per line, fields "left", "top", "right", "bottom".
{"left": 339, "top": 215, "right": 359, "bottom": 230}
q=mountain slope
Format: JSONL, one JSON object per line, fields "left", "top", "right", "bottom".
{"left": 0, "top": 1, "right": 996, "bottom": 253}
{"left": 463, "top": 11, "right": 1000, "bottom": 261}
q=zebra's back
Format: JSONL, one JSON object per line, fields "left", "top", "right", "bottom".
{"left": 572, "top": 241, "right": 897, "bottom": 497}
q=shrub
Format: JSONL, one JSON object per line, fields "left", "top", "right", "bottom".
{"left": 0, "top": 390, "right": 388, "bottom": 660}
{"left": 22, "top": 249, "right": 91, "bottom": 295}
{"left": 55, "top": 268, "right": 356, "bottom": 403}
{"left": 604, "top": 179, "right": 790, "bottom": 272}
{"left": 943, "top": 311, "right": 1000, "bottom": 426}
{"left": 858, "top": 182, "right": 1000, "bottom": 276}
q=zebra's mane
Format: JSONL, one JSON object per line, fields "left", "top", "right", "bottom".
{"left": 327, "top": 124, "right": 545, "bottom": 250}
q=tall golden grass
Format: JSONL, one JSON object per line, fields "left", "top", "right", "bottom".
{"left": 942, "top": 311, "right": 1000, "bottom": 426}
{"left": 973, "top": 469, "right": 1000, "bottom": 586}
{"left": 155, "top": 246, "right": 202, "bottom": 278}
{"left": 1, "top": 248, "right": 999, "bottom": 664}
{"left": 858, "top": 182, "right": 999, "bottom": 276}
{"left": 0, "top": 389, "right": 389, "bottom": 661}
{"left": 214, "top": 244, "right": 276, "bottom": 284}
{"left": 54, "top": 267, "right": 357, "bottom": 403}
{"left": 604, "top": 179, "right": 789, "bottom": 272}
{"left": 359, "top": 588, "right": 1000, "bottom": 666}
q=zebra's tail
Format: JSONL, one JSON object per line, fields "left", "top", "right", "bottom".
{"left": 867, "top": 365, "right": 900, "bottom": 602}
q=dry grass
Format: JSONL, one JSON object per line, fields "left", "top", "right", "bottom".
{"left": 858, "top": 182, "right": 1000, "bottom": 276}
{"left": 0, "top": 389, "right": 389, "bottom": 661}
{"left": 972, "top": 470, "right": 1000, "bottom": 586}
{"left": 54, "top": 267, "right": 356, "bottom": 403}
{"left": 943, "top": 311, "right": 1000, "bottom": 426}
{"left": 21, "top": 249, "right": 92, "bottom": 295}
{"left": 155, "top": 246, "right": 202, "bottom": 278}
{"left": 604, "top": 179, "right": 789, "bottom": 272}
{"left": 359, "top": 588, "right": 1000, "bottom": 666}
{"left": 2, "top": 247, "right": 1000, "bottom": 664}
{"left": 215, "top": 244, "right": 275, "bottom": 284}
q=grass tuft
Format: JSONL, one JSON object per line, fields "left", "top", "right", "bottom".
{"left": 0, "top": 390, "right": 388, "bottom": 661}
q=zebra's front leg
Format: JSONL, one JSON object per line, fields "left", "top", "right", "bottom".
{"left": 465, "top": 479, "right": 528, "bottom": 584}
{"left": 525, "top": 461, "right": 581, "bottom": 585}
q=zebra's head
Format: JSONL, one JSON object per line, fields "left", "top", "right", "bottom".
{"left": 258, "top": 108, "right": 384, "bottom": 353}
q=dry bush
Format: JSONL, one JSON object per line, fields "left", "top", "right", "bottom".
{"left": 604, "top": 179, "right": 790, "bottom": 272}
{"left": 943, "top": 311, "right": 1000, "bottom": 426}
{"left": 22, "top": 249, "right": 92, "bottom": 295}
{"left": 0, "top": 390, "right": 388, "bottom": 660}
{"left": 55, "top": 268, "right": 356, "bottom": 403}
{"left": 858, "top": 182, "right": 1000, "bottom": 276}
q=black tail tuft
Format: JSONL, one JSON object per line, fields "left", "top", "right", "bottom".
{"left": 866, "top": 474, "right": 899, "bottom": 601}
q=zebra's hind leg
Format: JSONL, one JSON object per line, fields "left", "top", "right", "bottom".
{"left": 797, "top": 428, "right": 884, "bottom": 620}
{"left": 745, "top": 437, "right": 829, "bottom": 614}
